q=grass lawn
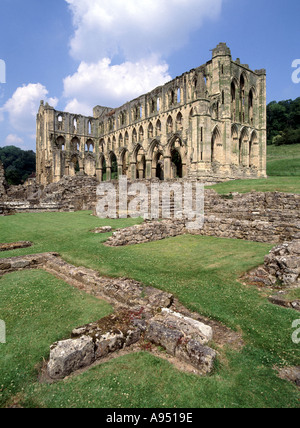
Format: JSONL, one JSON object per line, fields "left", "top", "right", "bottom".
{"left": 210, "top": 144, "right": 300, "bottom": 195}
{"left": 0, "top": 211, "right": 299, "bottom": 408}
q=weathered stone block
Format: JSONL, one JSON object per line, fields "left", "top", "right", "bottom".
{"left": 95, "top": 331, "right": 125, "bottom": 359}
{"left": 145, "top": 321, "right": 183, "bottom": 355}
{"left": 176, "top": 340, "right": 216, "bottom": 374}
{"left": 47, "top": 336, "right": 95, "bottom": 380}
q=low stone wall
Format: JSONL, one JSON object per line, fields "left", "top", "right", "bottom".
{"left": 191, "top": 215, "right": 300, "bottom": 244}
{"left": 3, "top": 175, "right": 99, "bottom": 213}
{"left": 2, "top": 174, "right": 300, "bottom": 245}
{"left": 105, "top": 219, "right": 186, "bottom": 247}
{"left": 104, "top": 214, "right": 300, "bottom": 247}
{"left": 0, "top": 251, "right": 219, "bottom": 379}
{"left": 48, "top": 308, "right": 216, "bottom": 380}
{"left": 246, "top": 240, "right": 300, "bottom": 287}
{"left": 0, "top": 241, "right": 32, "bottom": 252}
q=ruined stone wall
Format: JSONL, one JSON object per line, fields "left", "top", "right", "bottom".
{"left": 36, "top": 43, "right": 267, "bottom": 186}
{"left": 3, "top": 175, "right": 99, "bottom": 213}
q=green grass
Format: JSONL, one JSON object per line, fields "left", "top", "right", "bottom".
{"left": 209, "top": 177, "right": 300, "bottom": 195}
{"left": 210, "top": 144, "right": 300, "bottom": 194}
{"left": 0, "top": 269, "right": 112, "bottom": 407}
{"left": 267, "top": 143, "right": 300, "bottom": 177}
{"left": 0, "top": 211, "right": 299, "bottom": 408}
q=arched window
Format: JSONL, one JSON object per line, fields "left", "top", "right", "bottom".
{"left": 167, "top": 116, "right": 173, "bottom": 133}
{"left": 176, "top": 112, "right": 183, "bottom": 131}
{"left": 177, "top": 88, "right": 181, "bottom": 103}
{"left": 112, "top": 137, "right": 116, "bottom": 152}
{"left": 132, "top": 128, "right": 137, "bottom": 144}
{"left": 170, "top": 89, "right": 175, "bottom": 107}
{"left": 73, "top": 117, "right": 78, "bottom": 131}
{"left": 248, "top": 89, "right": 254, "bottom": 125}
{"left": 240, "top": 74, "right": 246, "bottom": 123}
{"left": 88, "top": 120, "right": 92, "bottom": 135}
{"left": 125, "top": 131, "right": 129, "bottom": 145}
{"left": 139, "top": 126, "right": 144, "bottom": 142}
{"left": 148, "top": 123, "right": 153, "bottom": 139}
{"left": 57, "top": 115, "right": 63, "bottom": 130}
{"left": 156, "top": 120, "right": 161, "bottom": 136}
{"left": 211, "top": 127, "right": 222, "bottom": 163}
{"left": 231, "top": 81, "right": 236, "bottom": 121}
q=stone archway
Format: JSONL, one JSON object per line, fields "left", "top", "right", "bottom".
{"left": 211, "top": 127, "right": 223, "bottom": 164}
{"left": 239, "top": 128, "right": 249, "bottom": 167}
{"left": 165, "top": 136, "right": 187, "bottom": 179}
{"left": 249, "top": 131, "right": 259, "bottom": 168}
{"left": 131, "top": 144, "right": 146, "bottom": 180}
{"left": 69, "top": 154, "right": 80, "bottom": 177}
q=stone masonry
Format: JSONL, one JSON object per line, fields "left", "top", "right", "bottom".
{"left": 36, "top": 43, "right": 267, "bottom": 185}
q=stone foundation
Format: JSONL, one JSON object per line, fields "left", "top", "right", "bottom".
{"left": 246, "top": 240, "right": 300, "bottom": 287}
{"left": 0, "top": 251, "right": 228, "bottom": 378}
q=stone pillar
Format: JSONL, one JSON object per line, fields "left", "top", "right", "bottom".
{"left": 130, "top": 163, "right": 137, "bottom": 180}
{"left": 106, "top": 166, "right": 112, "bottom": 181}
{"left": 164, "top": 156, "right": 172, "bottom": 180}
{"left": 96, "top": 168, "right": 103, "bottom": 182}
{"left": 146, "top": 160, "right": 152, "bottom": 179}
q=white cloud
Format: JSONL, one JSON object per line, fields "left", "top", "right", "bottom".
{"left": 63, "top": 56, "right": 172, "bottom": 110}
{"left": 66, "top": 0, "right": 223, "bottom": 62}
{"left": 62, "top": 0, "right": 224, "bottom": 113}
{"left": 4, "top": 134, "right": 24, "bottom": 147}
{"left": 0, "top": 83, "right": 58, "bottom": 133}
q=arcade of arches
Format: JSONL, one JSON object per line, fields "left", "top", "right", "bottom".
{"left": 36, "top": 43, "right": 266, "bottom": 185}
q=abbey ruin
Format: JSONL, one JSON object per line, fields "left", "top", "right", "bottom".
{"left": 36, "top": 43, "right": 267, "bottom": 185}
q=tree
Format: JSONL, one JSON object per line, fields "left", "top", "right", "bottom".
{"left": 267, "top": 97, "right": 300, "bottom": 145}
{"left": 0, "top": 146, "right": 36, "bottom": 185}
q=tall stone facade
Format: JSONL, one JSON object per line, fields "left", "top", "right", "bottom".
{"left": 36, "top": 43, "right": 267, "bottom": 186}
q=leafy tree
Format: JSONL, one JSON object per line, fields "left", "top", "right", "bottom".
{"left": 267, "top": 97, "right": 300, "bottom": 145}
{"left": 0, "top": 146, "right": 36, "bottom": 185}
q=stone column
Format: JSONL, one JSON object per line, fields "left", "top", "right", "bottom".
{"left": 164, "top": 156, "right": 172, "bottom": 180}
{"left": 146, "top": 160, "right": 152, "bottom": 179}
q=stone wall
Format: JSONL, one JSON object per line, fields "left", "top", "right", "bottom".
{"left": 105, "top": 219, "right": 186, "bottom": 247}
{"left": 36, "top": 43, "right": 267, "bottom": 186}
{"left": 0, "top": 252, "right": 219, "bottom": 379}
{"left": 2, "top": 173, "right": 300, "bottom": 245}
{"left": 3, "top": 175, "right": 99, "bottom": 213}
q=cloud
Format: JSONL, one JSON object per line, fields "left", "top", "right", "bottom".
{"left": 66, "top": 0, "right": 223, "bottom": 62}
{"left": 4, "top": 134, "right": 24, "bottom": 148}
{"left": 63, "top": 56, "right": 172, "bottom": 111}
{"left": 62, "top": 0, "right": 224, "bottom": 113}
{"left": 0, "top": 83, "right": 58, "bottom": 133}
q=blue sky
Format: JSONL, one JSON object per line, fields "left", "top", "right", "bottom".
{"left": 0, "top": 0, "right": 299, "bottom": 152}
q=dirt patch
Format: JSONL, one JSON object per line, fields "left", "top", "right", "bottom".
{"left": 275, "top": 366, "right": 300, "bottom": 388}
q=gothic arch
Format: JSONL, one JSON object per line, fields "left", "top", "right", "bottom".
{"left": 132, "top": 144, "right": 146, "bottom": 179}
{"left": 55, "top": 136, "right": 65, "bottom": 151}
{"left": 211, "top": 126, "right": 223, "bottom": 163}
{"left": 167, "top": 135, "right": 187, "bottom": 178}
{"left": 119, "top": 148, "right": 129, "bottom": 176}
{"left": 249, "top": 130, "right": 259, "bottom": 168}
{"left": 148, "top": 140, "right": 164, "bottom": 179}
{"left": 167, "top": 115, "right": 173, "bottom": 134}
{"left": 239, "top": 127, "right": 250, "bottom": 166}
{"left": 231, "top": 125, "right": 239, "bottom": 165}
